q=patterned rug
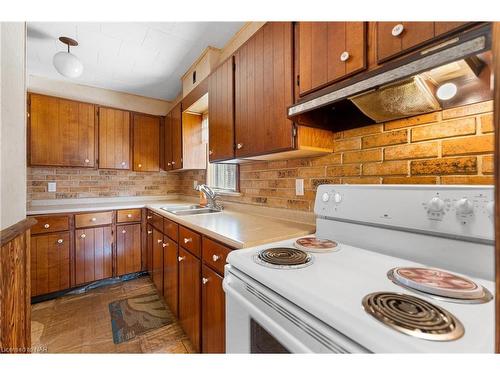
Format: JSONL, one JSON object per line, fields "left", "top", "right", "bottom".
{"left": 109, "top": 293, "right": 173, "bottom": 344}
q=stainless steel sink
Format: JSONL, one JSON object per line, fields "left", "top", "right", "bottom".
{"left": 160, "top": 205, "right": 221, "bottom": 215}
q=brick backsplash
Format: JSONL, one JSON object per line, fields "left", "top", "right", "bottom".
{"left": 176, "top": 100, "right": 495, "bottom": 212}
{"left": 27, "top": 167, "right": 180, "bottom": 204}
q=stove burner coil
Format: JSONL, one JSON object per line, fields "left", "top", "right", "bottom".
{"left": 255, "top": 247, "right": 312, "bottom": 269}
{"left": 362, "top": 292, "right": 464, "bottom": 341}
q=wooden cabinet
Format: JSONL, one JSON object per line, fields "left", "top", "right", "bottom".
{"left": 164, "top": 102, "right": 183, "bottom": 170}
{"left": 434, "top": 22, "right": 469, "bottom": 36}
{"left": 116, "top": 208, "right": 142, "bottom": 223}
{"left": 163, "top": 218, "right": 178, "bottom": 242}
{"left": 179, "top": 226, "right": 201, "bottom": 258}
{"left": 29, "top": 93, "right": 96, "bottom": 167}
{"left": 75, "top": 226, "right": 112, "bottom": 284}
{"left": 178, "top": 247, "right": 201, "bottom": 352}
{"left": 164, "top": 111, "right": 174, "bottom": 171}
{"left": 297, "top": 22, "right": 366, "bottom": 96}
{"left": 234, "top": 22, "right": 295, "bottom": 158}
{"left": 201, "top": 265, "right": 225, "bottom": 353}
{"left": 116, "top": 224, "right": 141, "bottom": 276}
{"left": 31, "top": 232, "right": 70, "bottom": 297}
{"left": 31, "top": 215, "right": 69, "bottom": 235}
{"left": 75, "top": 211, "right": 113, "bottom": 228}
{"left": 132, "top": 113, "right": 160, "bottom": 172}
{"left": 152, "top": 228, "right": 164, "bottom": 293}
{"left": 163, "top": 236, "right": 179, "bottom": 317}
{"left": 146, "top": 224, "right": 154, "bottom": 275}
{"left": 98, "top": 107, "right": 131, "bottom": 170}
{"left": 208, "top": 57, "right": 235, "bottom": 162}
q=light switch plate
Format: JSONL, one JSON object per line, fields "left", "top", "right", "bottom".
{"left": 48, "top": 182, "right": 56, "bottom": 192}
{"left": 193, "top": 180, "right": 198, "bottom": 189}
{"left": 295, "top": 179, "right": 304, "bottom": 196}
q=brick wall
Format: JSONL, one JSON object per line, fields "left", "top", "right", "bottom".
{"left": 176, "top": 100, "right": 495, "bottom": 212}
{"left": 27, "top": 167, "right": 179, "bottom": 203}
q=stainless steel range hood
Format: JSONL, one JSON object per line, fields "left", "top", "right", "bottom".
{"left": 288, "top": 25, "right": 492, "bottom": 128}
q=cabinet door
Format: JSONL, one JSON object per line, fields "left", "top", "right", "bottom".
{"left": 98, "top": 107, "right": 131, "bottom": 169}
{"left": 152, "top": 228, "right": 164, "bottom": 293}
{"left": 298, "top": 22, "right": 366, "bottom": 96}
{"left": 132, "top": 113, "right": 160, "bottom": 172}
{"left": 170, "top": 103, "right": 183, "bottom": 170}
{"left": 234, "top": 22, "right": 294, "bottom": 158}
{"left": 178, "top": 247, "right": 201, "bottom": 352}
{"left": 146, "top": 224, "right": 154, "bottom": 274}
{"left": 163, "top": 236, "right": 179, "bottom": 317}
{"left": 208, "top": 57, "right": 234, "bottom": 162}
{"left": 31, "top": 233, "right": 70, "bottom": 296}
{"left": 201, "top": 265, "right": 225, "bottom": 353}
{"left": 116, "top": 224, "right": 141, "bottom": 276}
{"left": 75, "top": 227, "right": 112, "bottom": 285}
{"left": 434, "top": 22, "right": 468, "bottom": 36}
{"left": 377, "top": 22, "right": 434, "bottom": 62}
{"left": 164, "top": 112, "right": 173, "bottom": 171}
{"left": 29, "top": 94, "right": 95, "bottom": 167}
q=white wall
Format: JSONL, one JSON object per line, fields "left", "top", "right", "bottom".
{"left": 28, "top": 75, "right": 173, "bottom": 116}
{"left": 1, "top": 22, "right": 27, "bottom": 230}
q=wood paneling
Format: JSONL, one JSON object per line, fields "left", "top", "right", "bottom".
{"left": 75, "top": 211, "right": 113, "bottom": 228}
{"left": 116, "top": 224, "right": 141, "bottom": 276}
{"left": 152, "top": 228, "right": 164, "bottom": 293}
{"left": 434, "top": 22, "right": 468, "bottom": 36}
{"left": 31, "top": 215, "right": 69, "bottom": 235}
{"left": 98, "top": 107, "right": 131, "bottom": 170}
{"left": 132, "top": 113, "right": 160, "bottom": 172}
{"left": 234, "top": 22, "right": 295, "bottom": 158}
{"left": 201, "top": 265, "right": 225, "bottom": 353}
{"left": 208, "top": 57, "right": 235, "bottom": 161}
{"left": 116, "top": 209, "right": 142, "bottom": 223}
{"left": 179, "top": 226, "right": 201, "bottom": 258}
{"left": 164, "top": 111, "right": 174, "bottom": 171}
{"left": 178, "top": 247, "right": 201, "bottom": 352}
{"left": 377, "top": 22, "right": 434, "bottom": 62}
{"left": 29, "top": 93, "right": 96, "bottom": 167}
{"left": 31, "top": 232, "right": 70, "bottom": 296}
{"left": 171, "top": 103, "right": 183, "bottom": 170}
{"left": 298, "top": 22, "right": 366, "bottom": 96}
{"left": 202, "top": 237, "right": 231, "bottom": 275}
{"left": 75, "top": 226, "right": 112, "bottom": 284}
{"left": 163, "top": 218, "right": 178, "bottom": 242}
{"left": 182, "top": 112, "right": 207, "bottom": 170}
{"left": 146, "top": 224, "right": 154, "bottom": 275}
{"left": 163, "top": 236, "right": 179, "bottom": 317}
{"left": 146, "top": 210, "right": 163, "bottom": 231}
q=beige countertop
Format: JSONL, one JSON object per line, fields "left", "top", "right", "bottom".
{"left": 27, "top": 196, "right": 315, "bottom": 249}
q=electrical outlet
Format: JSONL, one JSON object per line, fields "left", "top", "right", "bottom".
{"left": 48, "top": 182, "right": 57, "bottom": 192}
{"left": 295, "top": 179, "right": 304, "bottom": 196}
{"left": 193, "top": 180, "right": 198, "bottom": 189}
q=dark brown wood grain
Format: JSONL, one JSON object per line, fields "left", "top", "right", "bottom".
{"left": 116, "top": 209, "right": 142, "bottom": 223}
{"left": 163, "top": 236, "right": 179, "bottom": 317}
{"left": 116, "top": 224, "right": 141, "bottom": 276}
{"left": 146, "top": 223, "right": 154, "bottom": 275}
{"left": 31, "top": 215, "right": 69, "bottom": 235}
{"left": 179, "top": 226, "right": 201, "bottom": 258}
{"left": 164, "top": 111, "right": 174, "bottom": 170}
{"left": 98, "top": 107, "right": 131, "bottom": 170}
{"left": 201, "top": 265, "right": 225, "bottom": 353}
{"left": 74, "top": 211, "right": 113, "bottom": 228}
{"left": 152, "top": 228, "right": 164, "bottom": 293}
{"left": 0, "top": 217, "right": 37, "bottom": 246}
{"left": 163, "top": 218, "right": 179, "bottom": 242}
{"left": 170, "top": 103, "right": 183, "bottom": 170}
{"left": 202, "top": 236, "right": 231, "bottom": 276}
{"left": 74, "top": 226, "right": 112, "bottom": 284}
{"left": 132, "top": 113, "right": 160, "bottom": 172}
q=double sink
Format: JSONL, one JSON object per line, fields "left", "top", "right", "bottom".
{"left": 161, "top": 204, "right": 221, "bottom": 216}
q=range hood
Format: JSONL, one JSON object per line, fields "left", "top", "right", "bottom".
{"left": 288, "top": 24, "right": 493, "bottom": 129}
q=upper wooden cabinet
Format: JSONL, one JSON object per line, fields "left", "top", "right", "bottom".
{"left": 297, "top": 22, "right": 367, "bottom": 96}
{"left": 234, "top": 22, "right": 295, "bottom": 158}
{"left": 164, "top": 103, "right": 183, "bottom": 170}
{"left": 29, "top": 93, "right": 96, "bottom": 167}
{"left": 98, "top": 107, "right": 131, "bottom": 170}
{"left": 132, "top": 113, "right": 160, "bottom": 172}
{"left": 208, "top": 57, "right": 235, "bottom": 162}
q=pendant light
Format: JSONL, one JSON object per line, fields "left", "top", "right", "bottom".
{"left": 53, "top": 36, "right": 83, "bottom": 78}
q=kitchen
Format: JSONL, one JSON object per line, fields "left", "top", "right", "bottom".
{"left": 0, "top": 1, "right": 499, "bottom": 372}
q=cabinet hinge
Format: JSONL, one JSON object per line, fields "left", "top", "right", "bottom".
{"left": 296, "top": 75, "right": 300, "bottom": 87}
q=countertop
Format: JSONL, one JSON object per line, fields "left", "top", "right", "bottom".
{"left": 27, "top": 197, "right": 315, "bottom": 249}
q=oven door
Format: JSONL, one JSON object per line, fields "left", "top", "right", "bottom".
{"left": 223, "top": 265, "right": 368, "bottom": 354}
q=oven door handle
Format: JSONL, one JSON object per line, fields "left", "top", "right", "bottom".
{"left": 223, "top": 276, "right": 312, "bottom": 353}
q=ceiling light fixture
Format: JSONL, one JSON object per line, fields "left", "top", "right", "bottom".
{"left": 436, "top": 82, "right": 458, "bottom": 101}
{"left": 53, "top": 36, "right": 83, "bottom": 78}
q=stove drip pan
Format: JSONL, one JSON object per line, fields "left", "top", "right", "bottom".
{"left": 254, "top": 247, "right": 313, "bottom": 269}
{"left": 362, "top": 292, "right": 464, "bottom": 341}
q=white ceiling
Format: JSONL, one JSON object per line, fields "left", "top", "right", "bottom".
{"left": 26, "top": 22, "right": 244, "bottom": 100}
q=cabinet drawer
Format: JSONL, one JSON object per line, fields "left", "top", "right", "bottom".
{"left": 163, "top": 218, "right": 179, "bottom": 242}
{"left": 117, "top": 208, "right": 142, "bottom": 223}
{"left": 179, "top": 226, "right": 201, "bottom": 258}
{"left": 75, "top": 211, "right": 113, "bottom": 228}
{"left": 31, "top": 215, "right": 69, "bottom": 235}
{"left": 146, "top": 210, "right": 163, "bottom": 231}
{"left": 202, "top": 237, "right": 231, "bottom": 275}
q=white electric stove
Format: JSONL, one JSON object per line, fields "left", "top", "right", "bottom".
{"left": 223, "top": 185, "right": 495, "bottom": 353}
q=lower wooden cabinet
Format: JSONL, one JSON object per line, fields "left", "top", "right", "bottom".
{"left": 116, "top": 223, "right": 141, "bottom": 276}
{"left": 152, "top": 228, "right": 164, "bottom": 293}
{"left": 146, "top": 224, "right": 154, "bottom": 275}
{"left": 201, "top": 265, "right": 225, "bottom": 353}
{"left": 75, "top": 226, "right": 113, "bottom": 285}
{"left": 31, "top": 232, "right": 70, "bottom": 297}
{"left": 178, "top": 247, "right": 201, "bottom": 352}
{"left": 163, "top": 236, "right": 179, "bottom": 317}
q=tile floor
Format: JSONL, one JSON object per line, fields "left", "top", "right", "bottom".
{"left": 31, "top": 276, "right": 195, "bottom": 353}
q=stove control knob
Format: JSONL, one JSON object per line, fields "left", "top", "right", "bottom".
{"left": 487, "top": 201, "right": 494, "bottom": 218}
{"left": 427, "top": 197, "right": 445, "bottom": 212}
{"left": 456, "top": 198, "right": 474, "bottom": 215}
{"left": 333, "top": 192, "right": 342, "bottom": 203}
{"left": 321, "top": 192, "right": 330, "bottom": 203}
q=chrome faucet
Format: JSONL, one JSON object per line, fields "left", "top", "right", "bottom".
{"left": 195, "top": 184, "right": 223, "bottom": 211}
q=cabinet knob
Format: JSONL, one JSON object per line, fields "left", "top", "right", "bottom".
{"left": 162, "top": 242, "right": 168, "bottom": 248}
{"left": 340, "top": 51, "right": 350, "bottom": 62}
{"left": 212, "top": 254, "right": 220, "bottom": 262}
{"left": 236, "top": 143, "right": 243, "bottom": 149}
{"left": 157, "top": 239, "right": 163, "bottom": 243}
{"left": 127, "top": 214, "right": 132, "bottom": 218}
{"left": 137, "top": 164, "right": 142, "bottom": 168}
{"left": 57, "top": 238, "right": 64, "bottom": 244}
{"left": 184, "top": 237, "right": 192, "bottom": 244}
{"left": 178, "top": 256, "right": 185, "bottom": 262}
{"left": 209, "top": 150, "right": 213, "bottom": 155}
{"left": 202, "top": 277, "right": 209, "bottom": 285}
{"left": 122, "top": 230, "right": 126, "bottom": 234}
{"left": 80, "top": 233, "right": 86, "bottom": 239}
{"left": 147, "top": 230, "right": 152, "bottom": 235}
{"left": 44, "top": 223, "right": 50, "bottom": 229}
{"left": 172, "top": 161, "right": 176, "bottom": 165}
{"left": 392, "top": 23, "right": 404, "bottom": 37}
{"left": 91, "top": 217, "right": 97, "bottom": 222}
{"left": 167, "top": 162, "right": 171, "bottom": 166}
{"left": 121, "top": 161, "right": 126, "bottom": 166}
{"left": 147, "top": 215, "right": 152, "bottom": 219}
{"left": 84, "top": 159, "right": 90, "bottom": 163}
